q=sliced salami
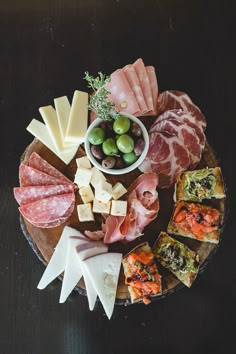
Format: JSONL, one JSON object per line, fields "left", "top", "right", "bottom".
{"left": 123, "top": 64, "right": 148, "bottom": 114}
{"left": 139, "top": 131, "right": 191, "bottom": 188}
{"left": 106, "top": 69, "right": 140, "bottom": 115}
{"left": 149, "top": 111, "right": 201, "bottom": 167}
{"left": 14, "top": 184, "right": 74, "bottom": 206}
{"left": 19, "top": 192, "right": 75, "bottom": 227}
{"left": 157, "top": 90, "right": 207, "bottom": 130}
{"left": 133, "top": 58, "right": 154, "bottom": 113}
{"left": 19, "top": 164, "right": 68, "bottom": 187}
{"left": 28, "top": 152, "right": 72, "bottom": 185}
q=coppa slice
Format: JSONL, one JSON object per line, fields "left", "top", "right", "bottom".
{"left": 14, "top": 184, "right": 74, "bottom": 206}
{"left": 153, "top": 232, "right": 200, "bottom": 288}
{"left": 167, "top": 201, "right": 221, "bottom": 243}
{"left": 28, "top": 152, "right": 73, "bottom": 185}
{"left": 19, "top": 192, "right": 75, "bottom": 228}
{"left": 122, "top": 242, "right": 162, "bottom": 304}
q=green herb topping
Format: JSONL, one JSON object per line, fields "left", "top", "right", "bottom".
{"left": 184, "top": 169, "right": 217, "bottom": 201}
{"left": 134, "top": 260, "right": 155, "bottom": 281}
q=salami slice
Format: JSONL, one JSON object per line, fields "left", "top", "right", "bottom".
{"left": 19, "top": 164, "right": 67, "bottom": 187}
{"left": 14, "top": 184, "right": 74, "bottom": 206}
{"left": 157, "top": 90, "right": 206, "bottom": 130}
{"left": 133, "top": 58, "right": 154, "bottom": 113}
{"left": 19, "top": 192, "right": 75, "bottom": 227}
{"left": 123, "top": 64, "right": 148, "bottom": 114}
{"left": 149, "top": 111, "right": 201, "bottom": 167}
{"left": 28, "top": 152, "right": 72, "bottom": 185}
{"left": 106, "top": 69, "right": 140, "bottom": 115}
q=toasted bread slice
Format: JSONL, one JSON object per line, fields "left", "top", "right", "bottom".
{"left": 167, "top": 201, "right": 220, "bottom": 244}
{"left": 174, "top": 167, "right": 225, "bottom": 202}
{"left": 122, "top": 242, "right": 162, "bottom": 304}
{"left": 153, "top": 232, "right": 199, "bottom": 288}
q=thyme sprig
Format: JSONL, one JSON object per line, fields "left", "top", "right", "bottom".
{"left": 84, "top": 71, "right": 119, "bottom": 121}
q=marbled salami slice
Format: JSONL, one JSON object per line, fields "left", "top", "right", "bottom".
{"left": 14, "top": 184, "right": 74, "bottom": 206}
{"left": 28, "top": 152, "right": 72, "bottom": 185}
{"left": 133, "top": 58, "right": 154, "bottom": 113}
{"left": 139, "top": 131, "right": 191, "bottom": 188}
{"left": 123, "top": 64, "right": 148, "bottom": 115}
{"left": 19, "top": 192, "right": 75, "bottom": 227}
{"left": 149, "top": 111, "right": 201, "bottom": 167}
{"left": 157, "top": 90, "right": 206, "bottom": 130}
{"left": 106, "top": 69, "right": 140, "bottom": 115}
{"left": 19, "top": 164, "right": 67, "bottom": 187}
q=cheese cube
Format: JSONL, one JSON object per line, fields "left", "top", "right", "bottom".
{"left": 76, "top": 156, "right": 91, "bottom": 169}
{"left": 79, "top": 186, "right": 94, "bottom": 203}
{"left": 74, "top": 167, "right": 92, "bottom": 187}
{"left": 93, "top": 198, "right": 111, "bottom": 214}
{"left": 65, "top": 90, "right": 88, "bottom": 143}
{"left": 95, "top": 180, "right": 113, "bottom": 204}
{"left": 110, "top": 200, "right": 127, "bottom": 216}
{"left": 77, "top": 203, "right": 94, "bottom": 222}
{"left": 112, "top": 182, "right": 127, "bottom": 200}
{"left": 90, "top": 167, "right": 106, "bottom": 188}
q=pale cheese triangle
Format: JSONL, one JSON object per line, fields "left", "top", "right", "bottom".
{"left": 82, "top": 253, "right": 122, "bottom": 319}
{"left": 54, "top": 96, "right": 71, "bottom": 142}
{"left": 37, "top": 226, "right": 85, "bottom": 289}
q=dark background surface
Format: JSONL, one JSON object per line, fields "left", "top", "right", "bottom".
{"left": 0, "top": 1, "right": 236, "bottom": 353}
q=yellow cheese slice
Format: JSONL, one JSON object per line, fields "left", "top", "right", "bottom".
{"left": 26, "top": 119, "right": 78, "bottom": 165}
{"left": 54, "top": 96, "right": 71, "bottom": 144}
{"left": 65, "top": 90, "right": 88, "bottom": 143}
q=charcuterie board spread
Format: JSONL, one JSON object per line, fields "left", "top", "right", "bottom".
{"left": 15, "top": 58, "right": 226, "bottom": 319}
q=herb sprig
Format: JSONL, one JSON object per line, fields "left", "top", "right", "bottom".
{"left": 84, "top": 71, "right": 119, "bottom": 121}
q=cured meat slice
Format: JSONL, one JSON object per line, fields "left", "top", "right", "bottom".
{"left": 106, "top": 69, "right": 140, "bottom": 115}
{"left": 143, "top": 66, "right": 158, "bottom": 116}
{"left": 19, "top": 164, "right": 67, "bottom": 187}
{"left": 133, "top": 58, "right": 154, "bottom": 113}
{"left": 139, "top": 132, "right": 191, "bottom": 188}
{"left": 123, "top": 64, "right": 148, "bottom": 114}
{"left": 152, "top": 109, "right": 206, "bottom": 151}
{"left": 149, "top": 111, "right": 201, "bottom": 167}
{"left": 28, "top": 152, "right": 72, "bottom": 185}
{"left": 156, "top": 90, "right": 206, "bottom": 130}
{"left": 19, "top": 192, "right": 75, "bottom": 228}
{"left": 14, "top": 184, "right": 74, "bottom": 206}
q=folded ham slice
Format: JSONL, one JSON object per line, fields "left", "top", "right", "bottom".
{"left": 85, "top": 173, "right": 159, "bottom": 244}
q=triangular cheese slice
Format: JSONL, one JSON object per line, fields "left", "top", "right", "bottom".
{"left": 82, "top": 253, "right": 122, "bottom": 319}
{"left": 37, "top": 226, "right": 85, "bottom": 289}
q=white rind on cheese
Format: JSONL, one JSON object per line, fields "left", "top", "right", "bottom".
{"left": 27, "top": 119, "right": 78, "bottom": 165}
{"left": 110, "top": 200, "right": 127, "bottom": 216}
{"left": 77, "top": 203, "right": 94, "bottom": 222}
{"left": 65, "top": 90, "right": 88, "bottom": 143}
{"left": 93, "top": 198, "right": 111, "bottom": 214}
{"left": 112, "top": 182, "right": 127, "bottom": 200}
{"left": 79, "top": 185, "right": 94, "bottom": 203}
{"left": 82, "top": 253, "right": 122, "bottom": 319}
{"left": 37, "top": 226, "right": 85, "bottom": 290}
{"left": 54, "top": 96, "right": 72, "bottom": 145}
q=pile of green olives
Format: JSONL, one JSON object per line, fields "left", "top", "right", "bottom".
{"left": 88, "top": 115, "right": 145, "bottom": 169}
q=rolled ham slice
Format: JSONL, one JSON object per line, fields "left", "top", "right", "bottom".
{"left": 144, "top": 66, "right": 158, "bottom": 116}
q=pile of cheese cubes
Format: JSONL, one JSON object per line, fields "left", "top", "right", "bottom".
{"left": 75, "top": 156, "right": 128, "bottom": 222}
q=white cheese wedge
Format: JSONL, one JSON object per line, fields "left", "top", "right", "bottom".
{"left": 54, "top": 96, "right": 72, "bottom": 145}
{"left": 76, "top": 156, "right": 92, "bottom": 169}
{"left": 82, "top": 253, "right": 122, "bottom": 319}
{"left": 39, "top": 105, "right": 69, "bottom": 154}
{"left": 110, "top": 200, "right": 127, "bottom": 216}
{"left": 90, "top": 167, "right": 106, "bottom": 188}
{"left": 27, "top": 119, "right": 78, "bottom": 165}
{"left": 79, "top": 185, "right": 94, "bottom": 203}
{"left": 77, "top": 203, "right": 94, "bottom": 222}
{"left": 37, "top": 226, "right": 85, "bottom": 289}
{"left": 74, "top": 167, "right": 93, "bottom": 187}
{"left": 95, "top": 180, "right": 113, "bottom": 204}
{"left": 93, "top": 198, "right": 111, "bottom": 214}
{"left": 65, "top": 90, "right": 88, "bottom": 143}
{"left": 112, "top": 182, "right": 127, "bottom": 200}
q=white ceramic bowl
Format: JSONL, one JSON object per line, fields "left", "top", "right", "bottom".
{"left": 84, "top": 112, "right": 149, "bottom": 175}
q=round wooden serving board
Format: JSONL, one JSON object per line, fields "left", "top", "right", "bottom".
{"left": 19, "top": 137, "right": 226, "bottom": 305}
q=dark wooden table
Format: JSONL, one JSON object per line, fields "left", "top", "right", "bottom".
{"left": 1, "top": 1, "right": 235, "bottom": 353}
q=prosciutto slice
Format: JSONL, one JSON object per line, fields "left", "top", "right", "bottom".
{"left": 85, "top": 173, "right": 159, "bottom": 244}
{"left": 156, "top": 90, "right": 207, "bottom": 130}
